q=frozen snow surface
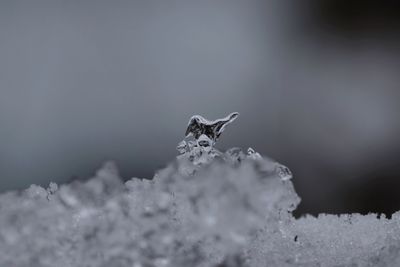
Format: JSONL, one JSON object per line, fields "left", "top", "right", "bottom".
{"left": 1, "top": 148, "right": 400, "bottom": 267}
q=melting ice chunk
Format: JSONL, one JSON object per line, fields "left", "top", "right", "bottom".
{"left": 185, "top": 112, "right": 239, "bottom": 144}
{"left": 177, "top": 112, "right": 240, "bottom": 165}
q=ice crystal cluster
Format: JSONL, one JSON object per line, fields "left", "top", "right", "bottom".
{"left": 1, "top": 113, "right": 400, "bottom": 267}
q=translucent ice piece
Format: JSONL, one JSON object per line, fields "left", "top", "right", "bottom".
{"left": 177, "top": 112, "right": 239, "bottom": 166}
{"left": 185, "top": 112, "right": 239, "bottom": 144}
{"left": 176, "top": 140, "right": 187, "bottom": 154}
{"left": 247, "top": 147, "right": 262, "bottom": 160}
{"left": 277, "top": 165, "right": 292, "bottom": 181}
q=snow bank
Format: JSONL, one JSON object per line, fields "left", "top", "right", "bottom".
{"left": 0, "top": 149, "right": 399, "bottom": 267}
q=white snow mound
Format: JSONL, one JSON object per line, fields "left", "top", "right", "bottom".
{"left": 0, "top": 149, "right": 399, "bottom": 267}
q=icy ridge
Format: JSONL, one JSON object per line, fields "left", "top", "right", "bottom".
{"left": 0, "top": 150, "right": 399, "bottom": 267}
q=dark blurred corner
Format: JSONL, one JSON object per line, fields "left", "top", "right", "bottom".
{"left": 289, "top": 0, "right": 400, "bottom": 217}
{"left": 307, "top": 0, "right": 400, "bottom": 35}
{"left": 0, "top": 0, "right": 399, "bottom": 216}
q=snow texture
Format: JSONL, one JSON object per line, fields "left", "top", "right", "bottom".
{"left": 0, "top": 149, "right": 399, "bottom": 267}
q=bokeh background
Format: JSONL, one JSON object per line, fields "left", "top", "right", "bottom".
{"left": 1, "top": 0, "right": 399, "bottom": 216}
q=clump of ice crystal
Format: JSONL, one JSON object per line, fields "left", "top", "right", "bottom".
{"left": 177, "top": 112, "right": 241, "bottom": 166}
{"left": 0, "top": 113, "right": 400, "bottom": 267}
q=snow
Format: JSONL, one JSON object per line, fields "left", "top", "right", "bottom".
{"left": 0, "top": 149, "right": 399, "bottom": 267}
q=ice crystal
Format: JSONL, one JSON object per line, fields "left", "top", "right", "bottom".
{"left": 185, "top": 112, "right": 239, "bottom": 146}
{"left": 177, "top": 112, "right": 241, "bottom": 167}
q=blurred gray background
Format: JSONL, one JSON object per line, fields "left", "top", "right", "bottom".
{"left": 1, "top": 0, "right": 400, "bottom": 216}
